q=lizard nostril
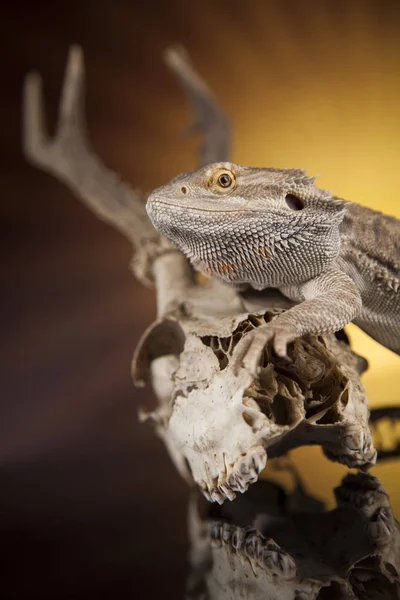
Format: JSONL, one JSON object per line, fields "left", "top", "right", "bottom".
{"left": 181, "top": 186, "right": 187, "bottom": 195}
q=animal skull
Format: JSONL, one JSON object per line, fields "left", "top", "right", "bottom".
{"left": 137, "top": 310, "right": 376, "bottom": 504}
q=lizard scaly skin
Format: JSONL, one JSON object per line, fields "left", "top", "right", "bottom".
{"left": 146, "top": 162, "right": 400, "bottom": 369}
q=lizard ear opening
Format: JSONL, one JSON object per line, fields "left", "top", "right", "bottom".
{"left": 285, "top": 194, "right": 304, "bottom": 211}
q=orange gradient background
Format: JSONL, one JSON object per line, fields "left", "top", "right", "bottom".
{"left": 1, "top": 1, "right": 399, "bottom": 597}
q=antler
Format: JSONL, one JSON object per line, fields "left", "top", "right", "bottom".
{"left": 164, "top": 46, "right": 230, "bottom": 166}
{"left": 23, "top": 44, "right": 231, "bottom": 286}
{"left": 23, "top": 44, "right": 231, "bottom": 279}
{"left": 23, "top": 45, "right": 155, "bottom": 246}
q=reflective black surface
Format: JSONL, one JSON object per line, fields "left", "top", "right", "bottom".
{"left": 187, "top": 468, "right": 400, "bottom": 599}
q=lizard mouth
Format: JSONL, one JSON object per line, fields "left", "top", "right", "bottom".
{"left": 147, "top": 196, "right": 233, "bottom": 214}
{"left": 146, "top": 196, "right": 263, "bottom": 215}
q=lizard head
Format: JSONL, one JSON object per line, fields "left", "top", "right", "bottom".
{"left": 147, "top": 162, "right": 349, "bottom": 288}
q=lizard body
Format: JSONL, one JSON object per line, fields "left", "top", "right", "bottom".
{"left": 338, "top": 203, "right": 400, "bottom": 352}
{"left": 146, "top": 162, "right": 400, "bottom": 365}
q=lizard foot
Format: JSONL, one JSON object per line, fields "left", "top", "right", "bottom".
{"left": 233, "top": 321, "right": 299, "bottom": 376}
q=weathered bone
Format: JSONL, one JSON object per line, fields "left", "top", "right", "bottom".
{"left": 24, "top": 46, "right": 153, "bottom": 246}
{"left": 164, "top": 45, "right": 230, "bottom": 166}
{"left": 187, "top": 472, "right": 400, "bottom": 599}
{"left": 138, "top": 307, "right": 376, "bottom": 503}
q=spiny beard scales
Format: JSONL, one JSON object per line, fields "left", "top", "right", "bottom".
{"left": 159, "top": 207, "right": 342, "bottom": 289}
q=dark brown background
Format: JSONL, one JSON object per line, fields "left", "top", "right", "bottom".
{"left": 1, "top": 1, "right": 400, "bottom": 598}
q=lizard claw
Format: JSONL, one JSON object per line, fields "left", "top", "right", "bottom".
{"left": 232, "top": 322, "right": 298, "bottom": 376}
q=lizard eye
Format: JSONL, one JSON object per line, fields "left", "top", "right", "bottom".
{"left": 217, "top": 173, "right": 233, "bottom": 188}
{"left": 285, "top": 193, "right": 304, "bottom": 210}
{"left": 208, "top": 169, "right": 236, "bottom": 193}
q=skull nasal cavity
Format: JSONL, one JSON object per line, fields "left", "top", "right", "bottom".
{"left": 181, "top": 186, "right": 187, "bottom": 195}
{"left": 285, "top": 194, "right": 304, "bottom": 210}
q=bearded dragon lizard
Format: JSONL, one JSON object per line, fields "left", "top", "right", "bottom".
{"left": 146, "top": 162, "right": 400, "bottom": 369}
{"left": 22, "top": 44, "right": 400, "bottom": 373}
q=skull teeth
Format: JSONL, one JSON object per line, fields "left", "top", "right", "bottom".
{"left": 218, "top": 482, "right": 236, "bottom": 501}
{"left": 209, "top": 487, "right": 227, "bottom": 504}
{"left": 231, "top": 527, "right": 246, "bottom": 550}
{"left": 211, "top": 524, "right": 296, "bottom": 579}
{"left": 245, "top": 532, "right": 264, "bottom": 561}
{"left": 200, "top": 448, "right": 267, "bottom": 504}
{"left": 210, "top": 522, "right": 224, "bottom": 547}
{"left": 222, "top": 523, "right": 234, "bottom": 543}
{"left": 261, "top": 543, "right": 297, "bottom": 579}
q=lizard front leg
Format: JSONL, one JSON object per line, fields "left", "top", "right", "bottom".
{"left": 234, "top": 267, "right": 362, "bottom": 375}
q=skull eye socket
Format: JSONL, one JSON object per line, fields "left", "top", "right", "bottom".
{"left": 285, "top": 193, "right": 304, "bottom": 211}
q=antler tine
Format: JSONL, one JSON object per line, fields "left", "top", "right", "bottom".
{"left": 23, "top": 71, "right": 49, "bottom": 163}
{"left": 22, "top": 45, "right": 156, "bottom": 247}
{"left": 57, "top": 44, "right": 86, "bottom": 137}
{"left": 164, "top": 45, "right": 231, "bottom": 167}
